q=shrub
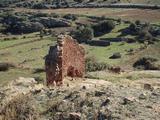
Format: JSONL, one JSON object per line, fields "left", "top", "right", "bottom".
{"left": 71, "top": 26, "right": 94, "bottom": 43}
{"left": 117, "top": 18, "right": 122, "bottom": 24}
{"left": 33, "top": 68, "right": 45, "bottom": 74}
{"left": 85, "top": 56, "right": 108, "bottom": 72}
{"left": 0, "top": 63, "right": 9, "bottom": 71}
{"left": 129, "top": 23, "right": 137, "bottom": 32}
{"left": 34, "top": 76, "right": 44, "bottom": 84}
{"left": 74, "top": 0, "right": 84, "bottom": 3}
{"left": 87, "top": 40, "right": 110, "bottom": 46}
{"left": 11, "top": 22, "right": 44, "bottom": 34}
{"left": 0, "top": 62, "right": 15, "bottom": 71}
{"left": 63, "top": 14, "right": 77, "bottom": 21}
{"left": 32, "top": 3, "right": 49, "bottom": 9}
{"left": 33, "top": 12, "right": 49, "bottom": 17}
{"left": 1, "top": 95, "right": 39, "bottom": 120}
{"left": 93, "top": 20, "right": 115, "bottom": 37}
{"left": 135, "top": 20, "right": 141, "bottom": 25}
{"left": 50, "top": 13, "right": 60, "bottom": 18}
{"left": 138, "top": 30, "right": 153, "bottom": 43}
{"left": 133, "top": 56, "right": 160, "bottom": 70}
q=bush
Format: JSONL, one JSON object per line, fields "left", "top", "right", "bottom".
{"left": 85, "top": 56, "right": 108, "bottom": 72}
{"left": 0, "top": 62, "right": 15, "bottom": 71}
{"left": 11, "top": 22, "right": 44, "bottom": 34}
{"left": 32, "top": 3, "right": 49, "bottom": 9}
{"left": 33, "top": 68, "right": 45, "bottom": 74}
{"left": 87, "top": 40, "right": 110, "bottom": 46}
{"left": 1, "top": 95, "right": 39, "bottom": 120}
{"left": 129, "top": 23, "right": 137, "bottom": 31}
{"left": 109, "top": 52, "right": 121, "bottom": 59}
{"left": 50, "top": 13, "right": 60, "bottom": 18}
{"left": 93, "top": 20, "right": 115, "bottom": 37}
{"left": 138, "top": 30, "right": 153, "bottom": 43}
{"left": 34, "top": 76, "right": 44, "bottom": 84}
{"left": 0, "top": 63, "right": 9, "bottom": 71}
{"left": 133, "top": 56, "right": 160, "bottom": 70}
{"left": 33, "top": 17, "right": 71, "bottom": 28}
{"left": 135, "top": 20, "right": 141, "bottom": 25}
{"left": 63, "top": 14, "right": 77, "bottom": 21}
{"left": 71, "top": 26, "right": 94, "bottom": 43}
{"left": 74, "top": 0, "right": 84, "bottom": 3}
{"left": 33, "top": 12, "right": 49, "bottom": 17}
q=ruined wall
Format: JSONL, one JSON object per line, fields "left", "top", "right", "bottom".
{"left": 45, "top": 35, "right": 85, "bottom": 86}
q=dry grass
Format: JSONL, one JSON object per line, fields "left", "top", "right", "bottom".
{"left": 0, "top": 94, "right": 39, "bottom": 120}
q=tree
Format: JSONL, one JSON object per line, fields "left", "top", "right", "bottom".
{"left": 71, "top": 26, "right": 94, "bottom": 43}
{"left": 93, "top": 20, "right": 115, "bottom": 37}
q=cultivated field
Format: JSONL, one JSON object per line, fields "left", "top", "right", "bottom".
{"left": 15, "top": 8, "right": 160, "bottom": 22}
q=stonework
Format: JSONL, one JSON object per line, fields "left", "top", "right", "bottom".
{"left": 45, "top": 35, "right": 85, "bottom": 86}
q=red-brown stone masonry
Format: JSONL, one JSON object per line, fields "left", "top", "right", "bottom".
{"left": 45, "top": 35, "right": 85, "bottom": 86}
{"left": 62, "top": 36, "right": 85, "bottom": 78}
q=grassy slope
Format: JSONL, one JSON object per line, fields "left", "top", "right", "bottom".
{"left": 84, "top": 23, "right": 141, "bottom": 65}
{"left": 0, "top": 23, "right": 130, "bottom": 84}
{"left": 0, "top": 22, "right": 159, "bottom": 85}
{"left": 0, "top": 33, "right": 55, "bottom": 85}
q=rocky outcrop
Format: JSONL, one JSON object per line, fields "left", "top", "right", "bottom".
{"left": 45, "top": 35, "right": 85, "bottom": 86}
{"left": 33, "top": 17, "right": 71, "bottom": 28}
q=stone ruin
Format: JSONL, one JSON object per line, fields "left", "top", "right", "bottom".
{"left": 45, "top": 35, "right": 85, "bottom": 86}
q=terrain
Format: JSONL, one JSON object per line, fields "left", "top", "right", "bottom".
{"left": 0, "top": 0, "right": 160, "bottom": 120}
{"left": 0, "top": 75, "right": 160, "bottom": 119}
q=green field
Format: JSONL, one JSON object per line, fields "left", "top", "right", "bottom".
{"left": 0, "top": 23, "right": 142, "bottom": 85}
{"left": 0, "top": 9, "right": 160, "bottom": 85}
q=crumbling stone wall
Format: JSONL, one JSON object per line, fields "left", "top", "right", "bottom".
{"left": 45, "top": 35, "right": 85, "bottom": 86}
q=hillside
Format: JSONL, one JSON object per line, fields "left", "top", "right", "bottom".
{"left": 0, "top": 76, "right": 160, "bottom": 119}
{"left": 0, "top": 1, "right": 160, "bottom": 120}
{"left": 3, "top": 0, "right": 160, "bottom": 5}
{"left": 1, "top": 0, "right": 160, "bottom": 8}
{"left": 0, "top": 8, "right": 160, "bottom": 85}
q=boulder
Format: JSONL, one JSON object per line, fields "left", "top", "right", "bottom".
{"left": 144, "top": 83, "right": 154, "bottom": 91}
{"left": 122, "top": 97, "right": 135, "bottom": 105}
{"left": 139, "top": 93, "right": 147, "bottom": 100}
{"left": 69, "top": 112, "right": 81, "bottom": 120}
{"left": 95, "top": 91, "right": 106, "bottom": 97}
{"left": 109, "top": 52, "right": 121, "bottom": 59}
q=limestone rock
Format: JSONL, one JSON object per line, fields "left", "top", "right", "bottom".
{"left": 69, "top": 112, "right": 81, "bottom": 120}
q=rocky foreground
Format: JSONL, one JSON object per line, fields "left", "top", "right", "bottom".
{"left": 0, "top": 76, "right": 160, "bottom": 120}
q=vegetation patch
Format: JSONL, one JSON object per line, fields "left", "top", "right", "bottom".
{"left": 1, "top": 94, "right": 39, "bottom": 120}
{"left": 85, "top": 56, "right": 108, "bottom": 72}
{"left": 93, "top": 20, "right": 115, "bottom": 37}
{"left": 133, "top": 56, "right": 160, "bottom": 70}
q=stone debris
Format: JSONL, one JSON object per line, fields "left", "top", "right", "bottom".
{"left": 122, "top": 97, "right": 135, "bottom": 105}
{"left": 139, "top": 93, "right": 147, "bottom": 100}
{"left": 0, "top": 77, "right": 160, "bottom": 120}
{"left": 69, "top": 112, "right": 81, "bottom": 120}
{"left": 144, "top": 83, "right": 154, "bottom": 91}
